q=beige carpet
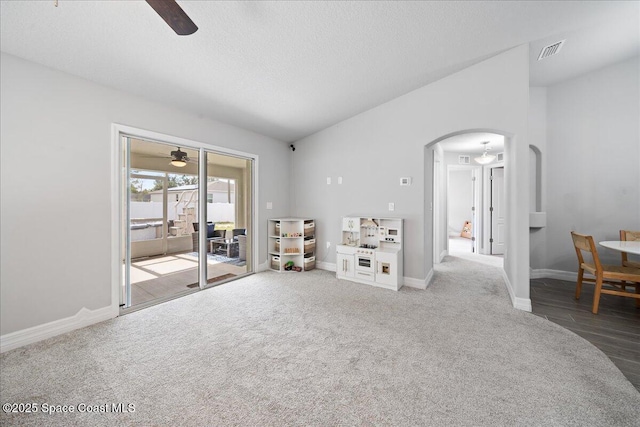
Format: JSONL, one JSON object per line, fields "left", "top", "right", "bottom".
{"left": 1, "top": 257, "right": 638, "bottom": 426}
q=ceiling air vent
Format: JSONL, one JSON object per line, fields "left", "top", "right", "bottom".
{"left": 538, "top": 40, "right": 565, "bottom": 61}
{"left": 458, "top": 155, "right": 470, "bottom": 165}
{"left": 496, "top": 152, "right": 504, "bottom": 162}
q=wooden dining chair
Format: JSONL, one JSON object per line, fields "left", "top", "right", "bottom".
{"left": 619, "top": 230, "right": 640, "bottom": 268}
{"left": 570, "top": 232, "right": 640, "bottom": 314}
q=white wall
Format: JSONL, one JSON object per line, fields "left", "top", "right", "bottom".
{"left": 0, "top": 53, "right": 290, "bottom": 336}
{"left": 433, "top": 144, "right": 446, "bottom": 261}
{"left": 528, "top": 87, "right": 547, "bottom": 270}
{"left": 545, "top": 56, "right": 640, "bottom": 272}
{"left": 290, "top": 45, "right": 530, "bottom": 306}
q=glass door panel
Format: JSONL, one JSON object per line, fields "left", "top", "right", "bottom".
{"left": 123, "top": 138, "right": 200, "bottom": 309}
{"left": 204, "top": 151, "right": 253, "bottom": 285}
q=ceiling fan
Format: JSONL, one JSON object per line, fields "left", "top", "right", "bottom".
{"left": 136, "top": 147, "right": 195, "bottom": 167}
{"left": 168, "top": 147, "right": 192, "bottom": 167}
{"left": 145, "top": 0, "right": 198, "bottom": 36}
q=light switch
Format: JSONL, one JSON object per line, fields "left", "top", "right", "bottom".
{"left": 266, "top": 202, "right": 273, "bottom": 210}
{"left": 327, "top": 177, "right": 331, "bottom": 185}
{"left": 338, "top": 176, "right": 343, "bottom": 185}
{"left": 388, "top": 202, "right": 395, "bottom": 211}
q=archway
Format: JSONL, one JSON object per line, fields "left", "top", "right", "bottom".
{"left": 424, "top": 128, "right": 532, "bottom": 312}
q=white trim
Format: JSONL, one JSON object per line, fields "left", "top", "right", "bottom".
{"left": 317, "top": 261, "right": 336, "bottom": 272}
{"left": 501, "top": 269, "right": 531, "bottom": 312}
{"left": 514, "top": 297, "right": 532, "bottom": 312}
{"left": 425, "top": 268, "right": 434, "bottom": 288}
{"left": 0, "top": 306, "right": 115, "bottom": 353}
{"left": 403, "top": 273, "right": 429, "bottom": 290}
{"left": 110, "top": 125, "right": 123, "bottom": 316}
{"left": 530, "top": 268, "right": 577, "bottom": 282}
{"left": 113, "top": 124, "right": 259, "bottom": 160}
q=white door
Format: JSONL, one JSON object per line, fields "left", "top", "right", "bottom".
{"left": 490, "top": 167, "right": 505, "bottom": 255}
{"left": 470, "top": 169, "right": 481, "bottom": 253}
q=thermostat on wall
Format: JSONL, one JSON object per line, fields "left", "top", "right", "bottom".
{"left": 400, "top": 177, "right": 412, "bottom": 186}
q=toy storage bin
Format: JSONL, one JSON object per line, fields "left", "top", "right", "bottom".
{"left": 304, "top": 238, "right": 316, "bottom": 253}
{"left": 271, "top": 255, "right": 280, "bottom": 271}
{"left": 304, "top": 256, "right": 316, "bottom": 271}
{"left": 275, "top": 239, "right": 280, "bottom": 252}
{"left": 304, "top": 221, "right": 315, "bottom": 237}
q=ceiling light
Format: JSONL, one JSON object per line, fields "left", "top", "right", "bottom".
{"left": 171, "top": 159, "right": 187, "bottom": 167}
{"left": 474, "top": 142, "right": 496, "bottom": 165}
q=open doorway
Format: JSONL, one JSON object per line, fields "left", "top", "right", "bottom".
{"left": 432, "top": 132, "right": 505, "bottom": 266}
{"left": 447, "top": 166, "right": 480, "bottom": 254}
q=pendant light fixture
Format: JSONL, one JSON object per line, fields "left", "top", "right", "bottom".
{"left": 474, "top": 141, "right": 496, "bottom": 165}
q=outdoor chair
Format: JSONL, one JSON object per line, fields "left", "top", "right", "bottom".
{"left": 237, "top": 234, "right": 247, "bottom": 261}
{"left": 232, "top": 228, "right": 246, "bottom": 240}
{"left": 571, "top": 232, "right": 640, "bottom": 314}
{"left": 192, "top": 222, "right": 224, "bottom": 252}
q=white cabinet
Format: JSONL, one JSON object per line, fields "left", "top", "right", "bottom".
{"left": 336, "top": 216, "right": 404, "bottom": 291}
{"left": 269, "top": 218, "right": 315, "bottom": 272}
{"left": 375, "top": 249, "right": 402, "bottom": 289}
{"left": 342, "top": 217, "right": 360, "bottom": 232}
{"left": 337, "top": 252, "right": 355, "bottom": 278}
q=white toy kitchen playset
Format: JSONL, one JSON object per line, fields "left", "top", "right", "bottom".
{"left": 336, "top": 216, "right": 403, "bottom": 290}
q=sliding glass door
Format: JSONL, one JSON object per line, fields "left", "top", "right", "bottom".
{"left": 203, "top": 151, "right": 253, "bottom": 285}
{"left": 122, "top": 137, "right": 200, "bottom": 309}
{"left": 121, "top": 135, "right": 254, "bottom": 311}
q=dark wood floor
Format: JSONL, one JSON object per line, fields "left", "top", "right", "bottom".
{"left": 530, "top": 277, "right": 640, "bottom": 391}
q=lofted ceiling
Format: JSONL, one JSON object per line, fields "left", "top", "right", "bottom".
{"left": 1, "top": 1, "right": 638, "bottom": 143}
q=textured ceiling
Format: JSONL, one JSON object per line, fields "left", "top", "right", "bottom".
{"left": 1, "top": 1, "right": 638, "bottom": 142}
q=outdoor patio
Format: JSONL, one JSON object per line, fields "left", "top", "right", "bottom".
{"left": 130, "top": 251, "right": 247, "bottom": 307}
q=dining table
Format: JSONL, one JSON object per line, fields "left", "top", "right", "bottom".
{"left": 599, "top": 240, "right": 640, "bottom": 255}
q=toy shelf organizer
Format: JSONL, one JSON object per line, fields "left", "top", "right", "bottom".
{"left": 268, "top": 218, "right": 315, "bottom": 272}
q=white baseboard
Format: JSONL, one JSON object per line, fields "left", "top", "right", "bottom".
{"left": 0, "top": 305, "right": 116, "bottom": 353}
{"left": 425, "top": 268, "right": 434, "bottom": 288}
{"left": 403, "top": 269, "right": 433, "bottom": 290}
{"left": 502, "top": 269, "right": 532, "bottom": 312}
{"left": 317, "top": 261, "right": 336, "bottom": 272}
{"left": 514, "top": 296, "right": 532, "bottom": 312}
{"left": 403, "top": 277, "right": 425, "bottom": 289}
{"left": 530, "top": 268, "right": 577, "bottom": 282}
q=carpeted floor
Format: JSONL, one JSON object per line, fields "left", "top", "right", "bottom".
{"left": 1, "top": 256, "right": 638, "bottom": 426}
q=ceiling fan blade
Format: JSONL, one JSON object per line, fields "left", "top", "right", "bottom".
{"left": 145, "top": 0, "right": 198, "bottom": 36}
{"left": 137, "top": 154, "right": 171, "bottom": 159}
